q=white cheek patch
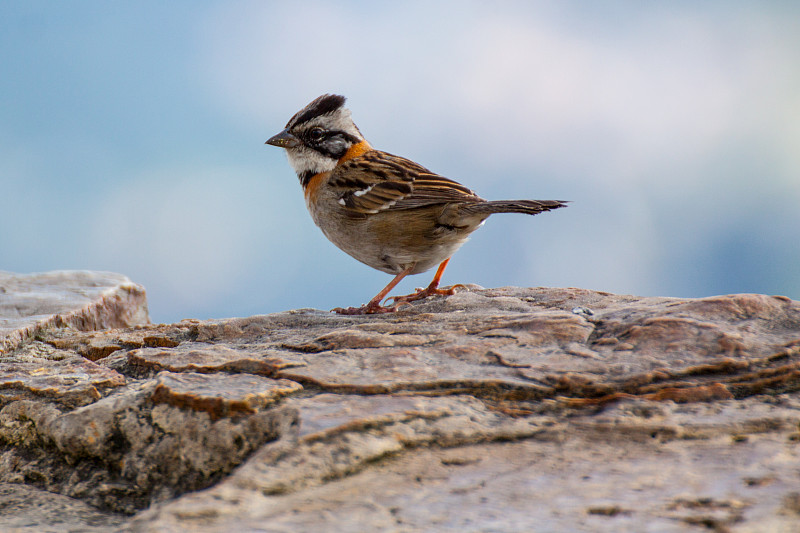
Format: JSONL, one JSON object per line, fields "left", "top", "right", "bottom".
{"left": 286, "top": 147, "right": 336, "bottom": 176}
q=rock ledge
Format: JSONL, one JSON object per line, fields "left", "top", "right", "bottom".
{"left": 0, "top": 270, "right": 149, "bottom": 354}
{"left": 1, "top": 272, "right": 799, "bottom": 532}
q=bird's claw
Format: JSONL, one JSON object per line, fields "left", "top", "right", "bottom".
{"left": 388, "top": 284, "right": 467, "bottom": 306}
{"left": 332, "top": 302, "right": 401, "bottom": 315}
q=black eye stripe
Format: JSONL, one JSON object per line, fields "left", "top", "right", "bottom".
{"left": 337, "top": 131, "right": 361, "bottom": 144}
{"left": 302, "top": 129, "right": 359, "bottom": 145}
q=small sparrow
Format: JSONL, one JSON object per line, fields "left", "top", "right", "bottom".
{"left": 266, "top": 94, "right": 567, "bottom": 314}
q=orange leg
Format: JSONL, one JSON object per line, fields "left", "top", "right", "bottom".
{"left": 389, "top": 258, "right": 465, "bottom": 306}
{"left": 333, "top": 258, "right": 466, "bottom": 315}
{"left": 332, "top": 266, "right": 414, "bottom": 315}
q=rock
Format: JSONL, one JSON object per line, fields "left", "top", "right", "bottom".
{"left": 0, "top": 482, "right": 124, "bottom": 532}
{"left": 0, "top": 271, "right": 150, "bottom": 354}
{"left": 1, "top": 274, "right": 799, "bottom": 531}
{"left": 0, "top": 372, "right": 297, "bottom": 514}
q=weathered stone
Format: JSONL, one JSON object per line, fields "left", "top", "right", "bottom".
{"left": 0, "top": 482, "right": 124, "bottom": 532}
{"left": 0, "top": 271, "right": 149, "bottom": 354}
{"left": 127, "top": 343, "right": 305, "bottom": 376}
{"left": 124, "top": 403, "right": 800, "bottom": 532}
{"left": 0, "top": 374, "right": 298, "bottom": 513}
{"left": 150, "top": 371, "right": 302, "bottom": 421}
{"left": 1, "top": 275, "right": 800, "bottom": 531}
{"left": 0, "top": 343, "right": 127, "bottom": 408}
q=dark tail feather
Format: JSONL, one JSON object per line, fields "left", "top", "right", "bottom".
{"left": 462, "top": 199, "right": 569, "bottom": 216}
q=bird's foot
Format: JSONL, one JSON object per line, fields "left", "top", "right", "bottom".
{"left": 332, "top": 281, "right": 467, "bottom": 315}
{"left": 332, "top": 301, "right": 403, "bottom": 315}
{"left": 388, "top": 284, "right": 467, "bottom": 306}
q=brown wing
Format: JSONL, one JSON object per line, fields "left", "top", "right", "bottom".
{"left": 329, "top": 150, "right": 483, "bottom": 215}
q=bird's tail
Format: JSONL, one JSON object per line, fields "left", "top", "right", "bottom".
{"left": 461, "top": 199, "right": 568, "bottom": 216}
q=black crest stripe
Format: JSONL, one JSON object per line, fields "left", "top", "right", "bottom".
{"left": 288, "top": 94, "right": 346, "bottom": 128}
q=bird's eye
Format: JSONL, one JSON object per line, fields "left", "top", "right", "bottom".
{"left": 308, "top": 127, "right": 325, "bottom": 142}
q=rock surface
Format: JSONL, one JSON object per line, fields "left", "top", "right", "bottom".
{"left": 1, "top": 272, "right": 800, "bottom": 531}
{"left": 0, "top": 270, "right": 149, "bottom": 354}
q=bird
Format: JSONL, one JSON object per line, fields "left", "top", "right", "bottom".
{"left": 266, "top": 94, "right": 567, "bottom": 315}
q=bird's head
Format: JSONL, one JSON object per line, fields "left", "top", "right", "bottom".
{"left": 266, "top": 94, "right": 367, "bottom": 186}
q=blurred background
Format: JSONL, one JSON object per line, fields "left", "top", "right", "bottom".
{"left": 1, "top": 1, "right": 798, "bottom": 323}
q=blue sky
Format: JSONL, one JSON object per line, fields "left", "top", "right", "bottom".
{"left": 2, "top": 2, "right": 799, "bottom": 323}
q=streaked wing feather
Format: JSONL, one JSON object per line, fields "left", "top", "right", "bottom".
{"left": 330, "top": 151, "right": 482, "bottom": 214}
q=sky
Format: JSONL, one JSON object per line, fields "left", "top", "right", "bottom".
{"left": 1, "top": 1, "right": 799, "bottom": 323}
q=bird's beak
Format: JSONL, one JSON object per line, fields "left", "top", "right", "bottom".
{"left": 265, "top": 129, "right": 300, "bottom": 148}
